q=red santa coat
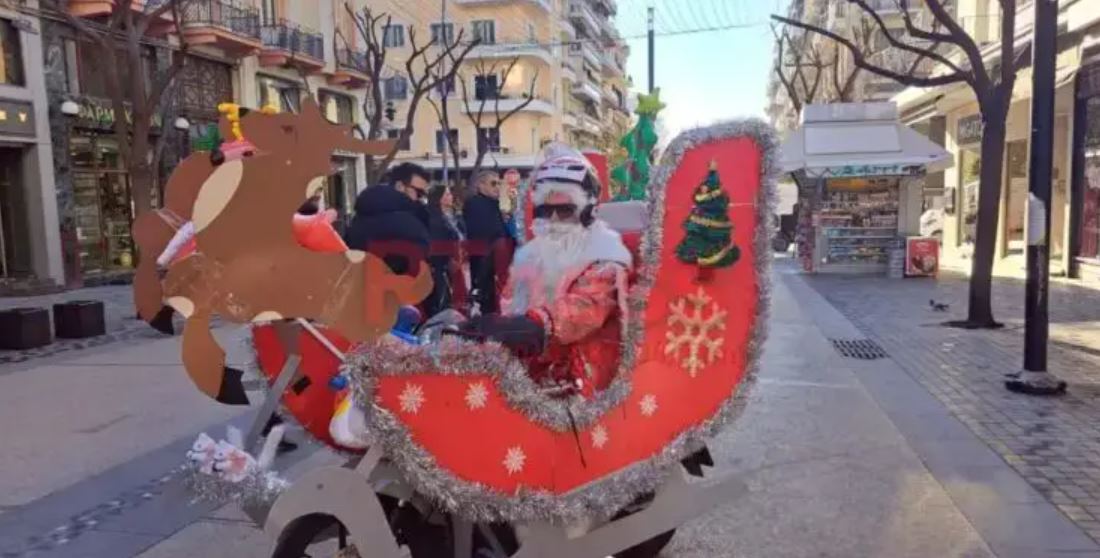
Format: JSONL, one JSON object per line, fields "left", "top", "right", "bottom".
{"left": 501, "top": 221, "right": 633, "bottom": 398}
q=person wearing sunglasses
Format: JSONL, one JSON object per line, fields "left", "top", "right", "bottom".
{"left": 463, "top": 170, "right": 515, "bottom": 315}
{"left": 344, "top": 162, "right": 431, "bottom": 277}
{"left": 458, "top": 144, "right": 633, "bottom": 398}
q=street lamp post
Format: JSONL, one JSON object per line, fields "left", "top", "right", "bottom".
{"left": 1006, "top": 0, "right": 1067, "bottom": 396}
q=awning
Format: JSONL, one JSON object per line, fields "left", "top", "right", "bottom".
{"left": 780, "top": 103, "right": 953, "bottom": 178}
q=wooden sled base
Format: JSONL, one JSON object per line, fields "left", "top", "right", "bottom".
{"left": 261, "top": 444, "right": 746, "bottom": 558}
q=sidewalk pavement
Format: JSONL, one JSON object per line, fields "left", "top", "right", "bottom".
{"left": 124, "top": 268, "right": 1093, "bottom": 557}
{"left": 800, "top": 258, "right": 1100, "bottom": 547}
{"left": 0, "top": 286, "right": 173, "bottom": 368}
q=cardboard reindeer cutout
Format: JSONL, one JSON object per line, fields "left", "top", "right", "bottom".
{"left": 134, "top": 101, "right": 432, "bottom": 404}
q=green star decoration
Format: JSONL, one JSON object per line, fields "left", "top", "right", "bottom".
{"left": 635, "top": 88, "right": 666, "bottom": 117}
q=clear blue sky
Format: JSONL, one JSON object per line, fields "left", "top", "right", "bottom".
{"left": 616, "top": 0, "right": 788, "bottom": 138}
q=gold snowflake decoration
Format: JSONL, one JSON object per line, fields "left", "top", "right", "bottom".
{"left": 663, "top": 287, "right": 727, "bottom": 377}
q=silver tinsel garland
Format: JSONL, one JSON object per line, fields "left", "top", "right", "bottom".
{"left": 182, "top": 463, "right": 289, "bottom": 511}
{"left": 342, "top": 119, "right": 779, "bottom": 524}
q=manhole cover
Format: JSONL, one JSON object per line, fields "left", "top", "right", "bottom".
{"left": 830, "top": 338, "right": 888, "bottom": 360}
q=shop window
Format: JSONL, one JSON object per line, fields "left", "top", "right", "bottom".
{"left": 320, "top": 91, "right": 355, "bottom": 124}
{"left": 257, "top": 75, "right": 301, "bottom": 113}
{"left": 386, "top": 128, "right": 411, "bottom": 151}
{"left": 0, "top": 19, "right": 24, "bottom": 86}
{"left": 958, "top": 146, "right": 981, "bottom": 247}
{"left": 1004, "top": 140, "right": 1028, "bottom": 255}
{"left": 1080, "top": 97, "right": 1100, "bottom": 259}
{"left": 69, "top": 137, "right": 136, "bottom": 274}
{"left": 435, "top": 128, "right": 457, "bottom": 154}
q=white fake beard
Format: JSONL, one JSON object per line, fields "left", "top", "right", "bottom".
{"left": 526, "top": 218, "right": 588, "bottom": 301}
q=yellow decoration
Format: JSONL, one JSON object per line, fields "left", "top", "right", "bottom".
{"left": 635, "top": 88, "right": 666, "bottom": 117}
{"left": 664, "top": 287, "right": 726, "bottom": 377}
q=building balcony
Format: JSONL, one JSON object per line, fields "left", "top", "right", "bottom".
{"left": 562, "top": 61, "right": 578, "bottom": 82}
{"left": 600, "top": 50, "right": 623, "bottom": 77}
{"left": 572, "top": 79, "right": 601, "bottom": 103}
{"left": 580, "top": 113, "right": 601, "bottom": 135}
{"left": 260, "top": 20, "right": 325, "bottom": 72}
{"left": 66, "top": 0, "right": 148, "bottom": 17}
{"left": 454, "top": 0, "right": 552, "bottom": 13}
{"left": 569, "top": 41, "right": 601, "bottom": 70}
{"left": 568, "top": 1, "right": 600, "bottom": 35}
{"left": 460, "top": 96, "right": 555, "bottom": 117}
{"left": 469, "top": 42, "right": 555, "bottom": 66}
{"left": 330, "top": 48, "right": 370, "bottom": 86}
{"left": 563, "top": 111, "right": 579, "bottom": 128}
{"left": 593, "top": 0, "right": 616, "bottom": 16}
{"left": 177, "top": 0, "right": 262, "bottom": 55}
{"left": 560, "top": 16, "right": 576, "bottom": 39}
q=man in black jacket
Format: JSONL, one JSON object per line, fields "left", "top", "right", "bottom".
{"left": 344, "top": 162, "right": 432, "bottom": 276}
{"left": 463, "top": 170, "right": 514, "bottom": 315}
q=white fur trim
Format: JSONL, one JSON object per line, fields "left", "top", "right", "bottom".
{"left": 532, "top": 181, "right": 591, "bottom": 207}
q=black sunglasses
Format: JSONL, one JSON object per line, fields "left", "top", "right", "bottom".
{"left": 533, "top": 203, "right": 578, "bottom": 219}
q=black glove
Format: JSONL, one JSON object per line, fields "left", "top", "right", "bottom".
{"left": 457, "top": 315, "right": 545, "bottom": 357}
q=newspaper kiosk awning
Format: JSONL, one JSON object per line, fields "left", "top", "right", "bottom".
{"left": 780, "top": 102, "right": 952, "bottom": 178}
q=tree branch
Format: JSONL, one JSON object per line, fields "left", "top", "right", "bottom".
{"left": 772, "top": 14, "right": 969, "bottom": 88}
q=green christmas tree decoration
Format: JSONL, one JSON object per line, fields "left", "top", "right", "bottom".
{"left": 611, "top": 88, "right": 665, "bottom": 201}
{"left": 192, "top": 125, "right": 222, "bottom": 152}
{"left": 676, "top": 161, "right": 741, "bottom": 275}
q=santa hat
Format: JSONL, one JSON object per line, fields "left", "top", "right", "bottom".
{"left": 531, "top": 143, "right": 601, "bottom": 207}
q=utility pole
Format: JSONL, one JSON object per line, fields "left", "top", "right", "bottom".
{"left": 1006, "top": 0, "right": 1067, "bottom": 396}
{"left": 440, "top": 0, "right": 450, "bottom": 188}
{"left": 647, "top": 6, "right": 655, "bottom": 92}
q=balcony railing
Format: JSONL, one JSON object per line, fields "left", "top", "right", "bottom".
{"left": 179, "top": 0, "right": 261, "bottom": 41}
{"left": 262, "top": 20, "right": 324, "bottom": 61}
{"left": 336, "top": 48, "right": 369, "bottom": 75}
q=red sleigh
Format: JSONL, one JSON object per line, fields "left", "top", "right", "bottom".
{"left": 174, "top": 118, "right": 778, "bottom": 558}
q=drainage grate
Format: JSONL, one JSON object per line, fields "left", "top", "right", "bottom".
{"left": 830, "top": 338, "right": 889, "bottom": 360}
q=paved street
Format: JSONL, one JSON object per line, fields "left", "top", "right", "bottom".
{"left": 2, "top": 267, "right": 1099, "bottom": 557}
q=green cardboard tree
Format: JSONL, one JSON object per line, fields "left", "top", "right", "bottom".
{"left": 676, "top": 161, "right": 740, "bottom": 280}
{"left": 611, "top": 88, "right": 665, "bottom": 201}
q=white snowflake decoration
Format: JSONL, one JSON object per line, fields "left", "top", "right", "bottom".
{"left": 663, "top": 287, "right": 727, "bottom": 377}
{"left": 591, "top": 425, "right": 609, "bottom": 449}
{"left": 465, "top": 382, "right": 489, "bottom": 410}
{"left": 639, "top": 394, "right": 658, "bottom": 417}
{"left": 503, "top": 446, "right": 526, "bottom": 475}
{"left": 398, "top": 383, "right": 426, "bottom": 414}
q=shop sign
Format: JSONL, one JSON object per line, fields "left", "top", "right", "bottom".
{"left": 957, "top": 114, "right": 983, "bottom": 145}
{"left": 823, "top": 163, "right": 925, "bottom": 178}
{"left": 0, "top": 99, "right": 35, "bottom": 137}
{"left": 905, "top": 237, "right": 940, "bottom": 277}
{"left": 75, "top": 97, "right": 163, "bottom": 130}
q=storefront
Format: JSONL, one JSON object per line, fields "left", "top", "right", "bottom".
{"left": 319, "top": 90, "right": 358, "bottom": 230}
{"left": 1073, "top": 60, "right": 1100, "bottom": 279}
{"left": 781, "top": 103, "right": 950, "bottom": 275}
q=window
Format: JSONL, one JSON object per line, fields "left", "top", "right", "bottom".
{"left": 436, "top": 74, "right": 455, "bottom": 97}
{"left": 384, "top": 76, "right": 408, "bottom": 100}
{"left": 435, "top": 128, "right": 457, "bottom": 153}
{"left": 527, "top": 23, "right": 536, "bottom": 43}
{"left": 320, "top": 91, "right": 355, "bottom": 124}
{"left": 957, "top": 147, "right": 981, "bottom": 247}
{"left": 474, "top": 74, "right": 499, "bottom": 100}
{"left": 477, "top": 127, "right": 501, "bottom": 152}
{"left": 1080, "top": 97, "right": 1100, "bottom": 259}
{"left": 261, "top": 0, "right": 277, "bottom": 25}
{"left": 386, "top": 128, "right": 411, "bottom": 151}
{"left": 472, "top": 20, "right": 495, "bottom": 44}
{"left": 0, "top": 19, "right": 23, "bottom": 86}
{"left": 430, "top": 23, "right": 455, "bottom": 45}
{"left": 257, "top": 75, "right": 301, "bottom": 113}
{"left": 383, "top": 24, "right": 405, "bottom": 48}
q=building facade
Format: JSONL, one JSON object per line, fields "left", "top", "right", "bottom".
{"left": 893, "top": 0, "right": 1100, "bottom": 281}
{"left": 9, "top": 0, "right": 629, "bottom": 289}
{"left": 373, "top": 0, "right": 630, "bottom": 176}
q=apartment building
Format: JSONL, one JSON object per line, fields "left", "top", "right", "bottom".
{"left": 376, "top": 0, "right": 631, "bottom": 177}
{"left": 20, "top": 0, "right": 628, "bottom": 288}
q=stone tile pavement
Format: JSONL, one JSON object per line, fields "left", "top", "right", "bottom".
{"left": 797, "top": 259, "right": 1100, "bottom": 543}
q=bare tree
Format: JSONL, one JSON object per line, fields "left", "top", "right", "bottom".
{"left": 47, "top": 0, "right": 193, "bottom": 215}
{"left": 344, "top": 4, "right": 478, "bottom": 184}
{"left": 774, "top": 0, "right": 1020, "bottom": 328}
{"left": 428, "top": 56, "right": 538, "bottom": 197}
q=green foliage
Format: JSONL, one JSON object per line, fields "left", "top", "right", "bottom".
{"left": 611, "top": 114, "right": 658, "bottom": 201}
{"left": 192, "top": 126, "right": 222, "bottom": 152}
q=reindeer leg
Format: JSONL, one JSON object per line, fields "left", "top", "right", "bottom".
{"left": 177, "top": 309, "right": 249, "bottom": 406}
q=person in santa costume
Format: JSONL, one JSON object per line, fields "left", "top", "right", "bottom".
{"left": 459, "top": 144, "right": 633, "bottom": 398}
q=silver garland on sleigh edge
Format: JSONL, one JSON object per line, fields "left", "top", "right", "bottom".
{"left": 181, "top": 463, "right": 289, "bottom": 511}
{"left": 341, "top": 119, "right": 780, "bottom": 524}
